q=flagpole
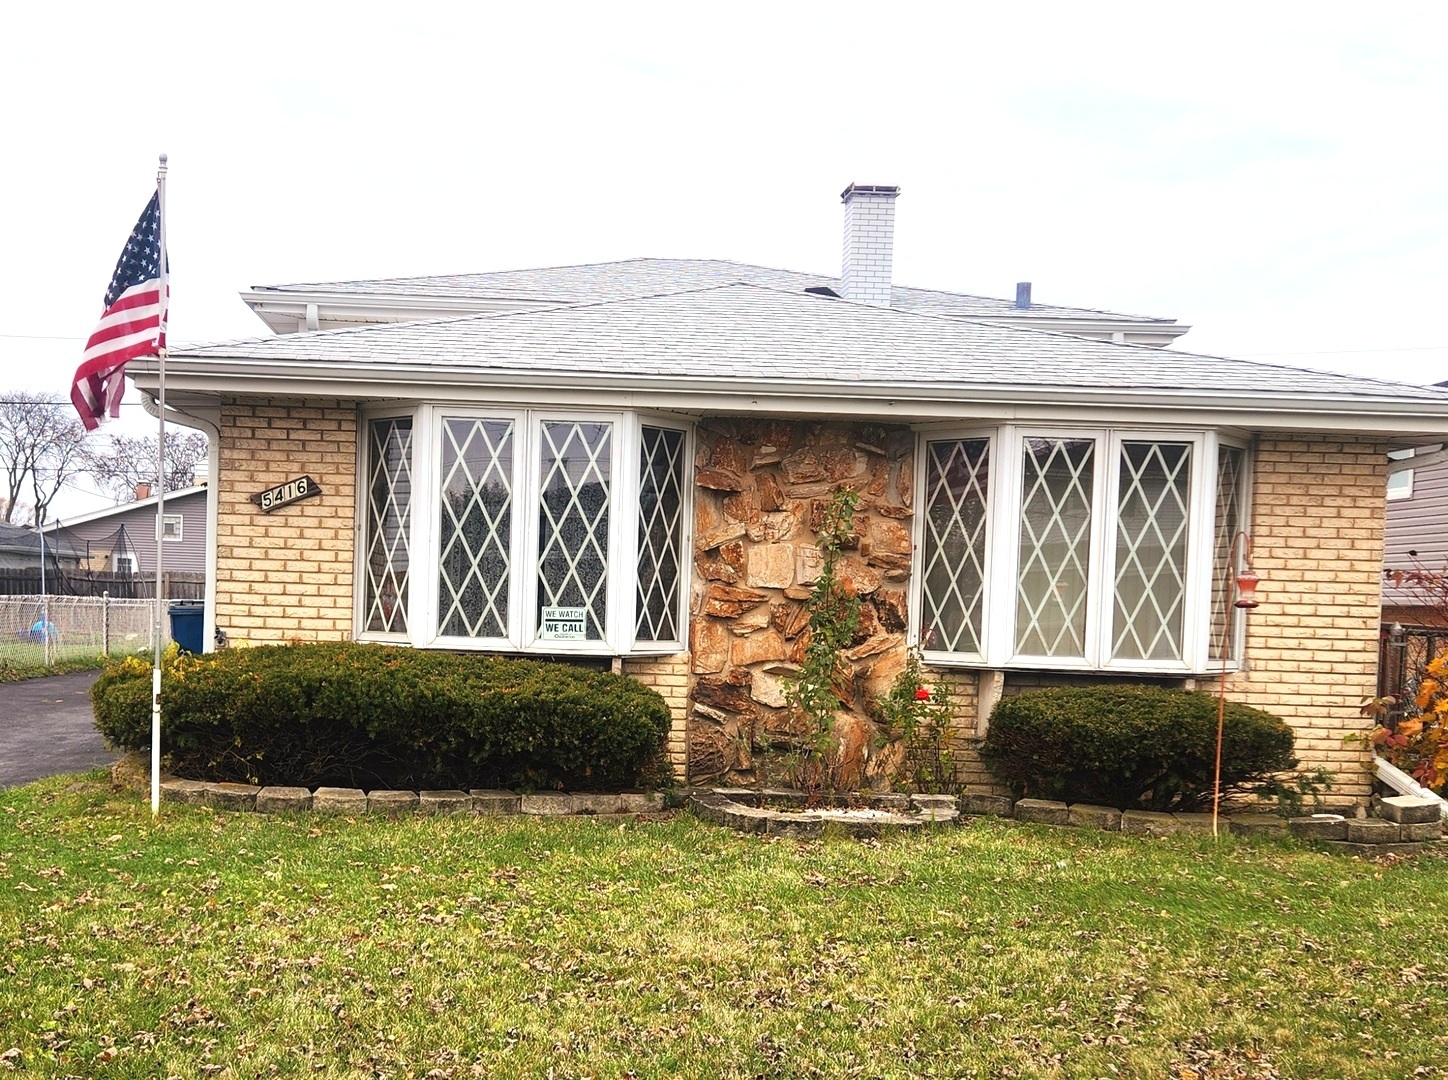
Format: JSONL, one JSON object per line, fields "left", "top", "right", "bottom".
{"left": 151, "top": 153, "right": 169, "bottom": 818}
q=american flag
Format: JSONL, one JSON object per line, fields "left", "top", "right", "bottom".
{"left": 70, "top": 192, "right": 168, "bottom": 430}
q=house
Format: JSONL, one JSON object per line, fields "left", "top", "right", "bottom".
{"left": 128, "top": 184, "right": 1448, "bottom": 802}
{"left": 0, "top": 522, "right": 86, "bottom": 572}
{"left": 1377, "top": 439, "right": 1448, "bottom": 711}
{"left": 42, "top": 484, "right": 208, "bottom": 595}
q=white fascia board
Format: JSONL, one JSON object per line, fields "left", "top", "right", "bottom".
{"left": 959, "top": 315, "right": 1192, "bottom": 341}
{"left": 130, "top": 360, "right": 1448, "bottom": 438}
{"left": 239, "top": 290, "right": 560, "bottom": 333}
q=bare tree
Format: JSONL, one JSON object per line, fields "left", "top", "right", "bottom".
{"left": 84, "top": 429, "right": 209, "bottom": 503}
{"left": 0, "top": 393, "right": 92, "bottom": 525}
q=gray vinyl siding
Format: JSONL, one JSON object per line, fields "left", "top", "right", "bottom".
{"left": 51, "top": 490, "right": 208, "bottom": 576}
{"left": 1384, "top": 453, "right": 1448, "bottom": 609}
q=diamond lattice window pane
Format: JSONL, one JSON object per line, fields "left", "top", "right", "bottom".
{"left": 636, "top": 426, "right": 684, "bottom": 642}
{"left": 1015, "top": 437, "right": 1095, "bottom": 657}
{"left": 537, "top": 421, "right": 612, "bottom": 639}
{"left": 921, "top": 438, "right": 990, "bottom": 653}
{"left": 437, "top": 418, "right": 514, "bottom": 638}
{"left": 1209, "top": 445, "right": 1246, "bottom": 662}
{"left": 1112, "top": 441, "right": 1192, "bottom": 662}
{"left": 363, "top": 418, "right": 413, "bottom": 634}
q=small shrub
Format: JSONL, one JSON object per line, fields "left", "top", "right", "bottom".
{"left": 870, "top": 648, "right": 961, "bottom": 795}
{"left": 1367, "top": 650, "right": 1448, "bottom": 792}
{"left": 92, "top": 642, "right": 672, "bottom": 791}
{"left": 980, "top": 684, "right": 1300, "bottom": 811}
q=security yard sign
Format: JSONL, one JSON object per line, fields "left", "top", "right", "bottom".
{"left": 539, "top": 606, "right": 587, "bottom": 640}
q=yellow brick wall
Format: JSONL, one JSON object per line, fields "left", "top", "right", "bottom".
{"left": 215, "top": 398, "right": 358, "bottom": 643}
{"left": 1229, "top": 433, "right": 1388, "bottom": 801}
{"left": 621, "top": 653, "right": 691, "bottom": 780}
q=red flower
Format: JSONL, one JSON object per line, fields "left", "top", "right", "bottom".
{"left": 915, "top": 688, "right": 931, "bottom": 701}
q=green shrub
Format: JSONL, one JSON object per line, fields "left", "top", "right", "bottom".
{"left": 92, "top": 642, "right": 672, "bottom": 791}
{"left": 979, "top": 685, "right": 1298, "bottom": 811}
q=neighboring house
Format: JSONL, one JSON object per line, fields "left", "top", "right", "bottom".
{"left": 0, "top": 522, "right": 86, "bottom": 572}
{"left": 43, "top": 485, "right": 208, "bottom": 581}
{"left": 1379, "top": 438, "right": 1448, "bottom": 710}
{"left": 131, "top": 183, "right": 1448, "bottom": 803}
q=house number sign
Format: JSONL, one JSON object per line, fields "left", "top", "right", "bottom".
{"left": 251, "top": 475, "right": 323, "bottom": 513}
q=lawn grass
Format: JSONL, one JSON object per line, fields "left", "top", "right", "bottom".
{"left": 0, "top": 648, "right": 134, "bottom": 683}
{"left": 4, "top": 776, "right": 1448, "bottom": 1078}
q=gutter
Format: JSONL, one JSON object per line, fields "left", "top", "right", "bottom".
{"left": 1374, "top": 756, "right": 1448, "bottom": 820}
{"left": 127, "top": 360, "right": 1448, "bottom": 435}
{"left": 140, "top": 393, "right": 220, "bottom": 654}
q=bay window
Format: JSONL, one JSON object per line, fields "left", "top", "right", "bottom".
{"left": 918, "top": 426, "right": 1248, "bottom": 673}
{"left": 359, "top": 406, "right": 689, "bottom": 655}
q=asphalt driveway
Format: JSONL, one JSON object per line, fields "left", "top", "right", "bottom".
{"left": 0, "top": 671, "right": 117, "bottom": 789}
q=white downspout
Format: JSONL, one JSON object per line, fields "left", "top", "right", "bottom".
{"left": 141, "top": 393, "right": 220, "bottom": 653}
{"left": 1374, "top": 756, "right": 1448, "bottom": 820}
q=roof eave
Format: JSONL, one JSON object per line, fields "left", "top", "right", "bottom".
{"left": 132, "top": 357, "right": 1448, "bottom": 438}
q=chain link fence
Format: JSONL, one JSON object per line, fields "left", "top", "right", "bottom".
{"left": 0, "top": 594, "right": 172, "bottom": 669}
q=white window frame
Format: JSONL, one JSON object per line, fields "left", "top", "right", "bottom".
{"left": 113, "top": 551, "right": 138, "bottom": 575}
{"left": 914, "top": 424, "right": 1239, "bottom": 675}
{"left": 631, "top": 414, "right": 693, "bottom": 655}
{"left": 910, "top": 427, "right": 998, "bottom": 664}
{"left": 355, "top": 408, "right": 417, "bottom": 644}
{"left": 356, "top": 404, "right": 692, "bottom": 657}
{"left": 1211, "top": 435, "right": 1253, "bottom": 669}
{"left": 161, "top": 514, "right": 183, "bottom": 542}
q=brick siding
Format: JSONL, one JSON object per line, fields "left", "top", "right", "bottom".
{"left": 620, "top": 653, "right": 691, "bottom": 779}
{"left": 215, "top": 398, "right": 357, "bottom": 643}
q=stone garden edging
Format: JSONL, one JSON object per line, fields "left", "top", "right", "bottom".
{"left": 689, "top": 787, "right": 1448, "bottom": 854}
{"left": 156, "top": 777, "right": 667, "bottom": 818}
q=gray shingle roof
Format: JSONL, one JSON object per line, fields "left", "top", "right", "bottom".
{"left": 248, "top": 257, "right": 1173, "bottom": 325}
{"left": 175, "top": 282, "right": 1448, "bottom": 405}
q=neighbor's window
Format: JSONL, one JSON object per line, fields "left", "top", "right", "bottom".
{"left": 1387, "top": 448, "right": 1415, "bottom": 501}
{"left": 161, "top": 514, "right": 183, "bottom": 541}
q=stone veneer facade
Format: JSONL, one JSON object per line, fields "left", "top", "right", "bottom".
{"left": 211, "top": 400, "right": 1388, "bottom": 802}
{"left": 686, "top": 419, "right": 917, "bottom": 789}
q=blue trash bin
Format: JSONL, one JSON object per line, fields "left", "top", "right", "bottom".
{"left": 168, "top": 601, "right": 205, "bottom": 654}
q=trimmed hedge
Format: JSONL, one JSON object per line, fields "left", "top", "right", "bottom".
{"left": 92, "top": 642, "right": 672, "bottom": 791}
{"left": 979, "top": 685, "right": 1297, "bottom": 811}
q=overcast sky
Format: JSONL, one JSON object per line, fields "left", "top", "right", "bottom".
{"left": 5, "top": 2, "right": 1447, "bottom": 516}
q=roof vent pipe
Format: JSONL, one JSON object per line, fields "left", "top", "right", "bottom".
{"left": 840, "top": 183, "right": 900, "bottom": 307}
{"left": 1014, "top": 282, "right": 1032, "bottom": 310}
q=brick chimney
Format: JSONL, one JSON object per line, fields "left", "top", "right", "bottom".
{"left": 840, "top": 183, "right": 900, "bottom": 307}
{"left": 135, "top": 483, "right": 151, "bottom": 500}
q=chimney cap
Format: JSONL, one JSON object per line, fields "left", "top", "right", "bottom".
{"left": 840, "top": 183, "right": 901, "bottom": 203}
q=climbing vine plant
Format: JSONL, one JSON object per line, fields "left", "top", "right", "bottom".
{"left": 785, "top": 486, "right": 861, "bottom": 794}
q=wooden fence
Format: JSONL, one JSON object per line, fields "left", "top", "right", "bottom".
{"left": 0, "top": 568, "right": 205, "bottom": 600}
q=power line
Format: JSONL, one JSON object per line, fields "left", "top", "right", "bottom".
{"left": 0, "top": 333, "right": 86, "bottom": 342}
